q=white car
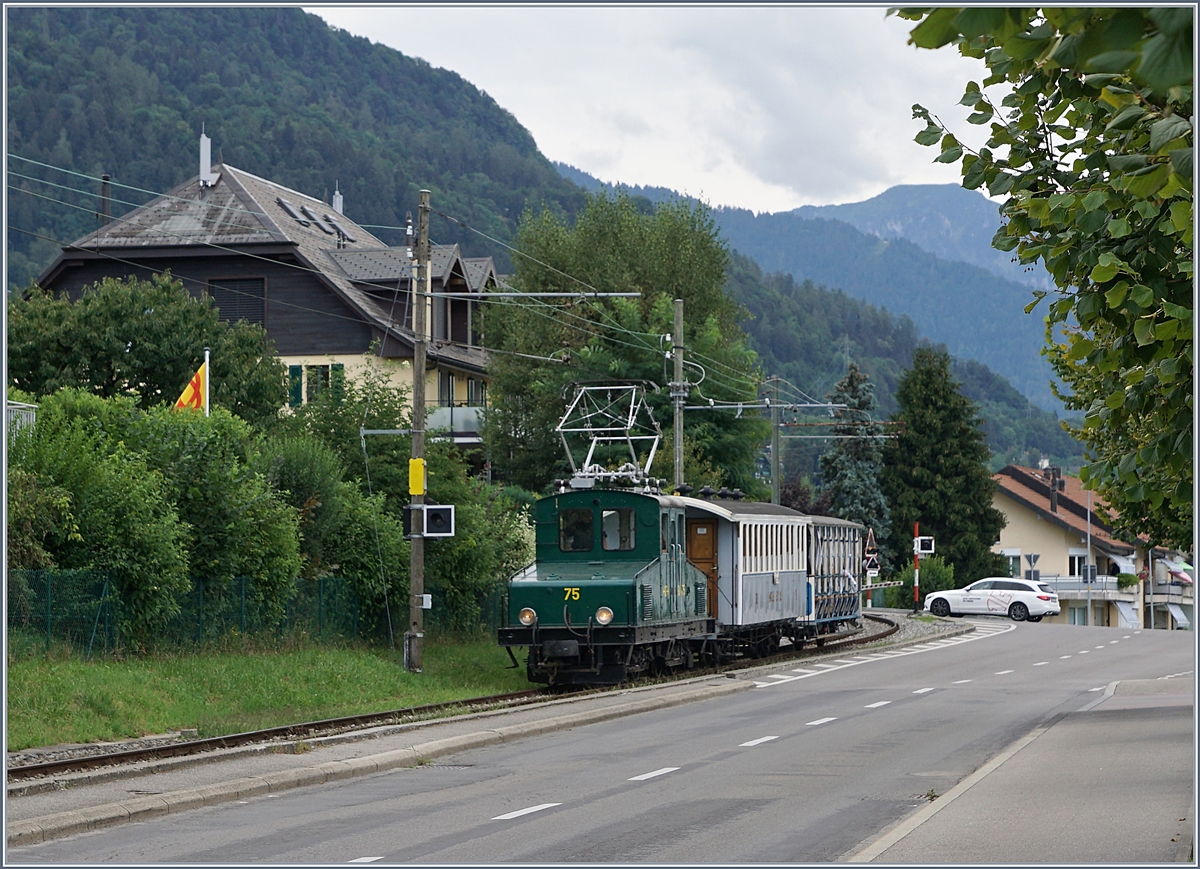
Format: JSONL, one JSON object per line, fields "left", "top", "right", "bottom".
{"left": 924, "top": 577, "right": 1060, "bottom": 622}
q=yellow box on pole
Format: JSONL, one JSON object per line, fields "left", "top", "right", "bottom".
{"left": 409, "top": 458, "right": 427, "bottom": 495}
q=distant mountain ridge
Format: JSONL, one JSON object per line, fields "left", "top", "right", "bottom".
{"left": 792, "top": 184, "right": 1053, "bottom": 290}
{"left": 553, "top": 162, "right": 1060, "bottom": 413}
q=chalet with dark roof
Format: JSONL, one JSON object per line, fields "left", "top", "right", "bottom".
{"left": 38, "top": 140, "right": 493, "bottom": 441}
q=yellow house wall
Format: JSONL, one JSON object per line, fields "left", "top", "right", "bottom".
{"left": 992, "top": 491, "right": 1084, "bottom": 577}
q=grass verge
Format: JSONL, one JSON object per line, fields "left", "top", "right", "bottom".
{"left": 6, "top": 635, "right": 531, "bottom": 751}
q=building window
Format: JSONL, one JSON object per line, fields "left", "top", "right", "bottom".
{"left": 209, "top": 278, "right": 265, "bottom": 326}
{"left": 1005, "top": 555, "right": 1021, "bottom": 577}
{"left": 289, "top": 363, "right": 344, "bottom": 408}
{"left": 1068, "top": 555, "right": 1086, "bottom": 577}
{"left": 439, "top": 370, "right": 456, "bottom": 407}
{"left": 468, "top": 377, "right": 487, "bottom": 407}
{"left": 1068, "top": 606, "right": 1087, "bottom": 625}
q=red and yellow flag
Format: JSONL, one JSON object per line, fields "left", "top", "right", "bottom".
{"left": 174, "top": 362, "right": 207, "bottom": 412}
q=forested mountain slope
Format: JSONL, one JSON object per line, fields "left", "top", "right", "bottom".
{"left": 6, "top": 7, "right": 585, "bottom": 288}
{"left": 555, "top": 162, "right": 1061, "bottom": 414}
{"left": 726, "top": 253, "right": 1080, "bottom": 471}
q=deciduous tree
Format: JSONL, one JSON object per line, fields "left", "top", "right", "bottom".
{"left": 896, "top": 6, "right": 1192, "bottom": 548}
{"left": 9, "top": 274, "right": 287, "bottom": 427}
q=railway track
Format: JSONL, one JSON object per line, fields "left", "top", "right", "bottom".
{"left": 7, "top": 614, "right": 900, "bottom": 784}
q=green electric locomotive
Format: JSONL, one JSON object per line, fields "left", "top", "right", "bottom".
{"left": 498, "top": 485, "right": 864, "bottom": 685}
{"left": 497, "top": 382, "right": 864, "bottom": 686}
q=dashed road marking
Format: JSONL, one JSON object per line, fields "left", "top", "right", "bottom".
{"left": 628, "top": 768, "right": 679, "bottom": 781}
{"left": 348, "top": 858, "right": 384, "bottom": 864}
{"left": 806, "top": 717, "right": 837, "bottom": 726}
{"left": 740, "top": 735, "right": 779, "bottom": 746}
{"left": 953, "top": 679, "right": 972, "bottom": 684}
{"left": 492, "top": 803, "right": 562, "bottom": 820}
{"left": 1109, "top": 640, "right": 1120, "bottom": 644}
{"left": 1079, "top": 650, "right": 1089, "bottom": 654}
{"left": 1124, "top": 635, "right": 1132, "bottom": 639}
{"left": 864, "top": 701, "right": 892, "bottom": 708}
{"left": 754, "top": 621, "right": 1015, "bottom": 688}
{"left": 995, "top": 670, "right": 1014, "bottom": 675}
{"left": 1060, "top": 655, "right": 1072, "bottom": 659}
{"left": 913, "top": 687, "right": 935, "bottom": 694}
{"left": 1033, "top": 662, "right": 1048, "bottom": 666}
{"left": 1095, "top": 646, "right": 1106, "bottom": 650}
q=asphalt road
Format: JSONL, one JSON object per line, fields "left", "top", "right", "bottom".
{"left": 9, "top": 620, "right": 1193, "bottom": 863}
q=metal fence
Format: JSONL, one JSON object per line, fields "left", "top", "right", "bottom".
{"left": 7, "top": 569, "right": 507, "bottom": 658}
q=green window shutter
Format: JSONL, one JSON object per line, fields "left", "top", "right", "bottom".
{"left": 288, "top": 365, "right": 303, "bottom": 407}
{"left": 331, "top": 363, "right": 345, "bottom": 401}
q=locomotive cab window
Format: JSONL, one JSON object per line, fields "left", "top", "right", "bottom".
{"left": 559, "top": 508, "right": 594, "bottom": 552}
{"left": 601, "top": 508, "right": 636, "bottom": 551}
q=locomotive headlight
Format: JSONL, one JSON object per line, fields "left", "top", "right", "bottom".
{"left": 518, "top": 607, "right": 537, "bottom": 626}
{"left": 595, "top": 606, "right": 614, "bottom": 625}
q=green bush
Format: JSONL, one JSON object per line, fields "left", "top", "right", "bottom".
{"left": 885, "top": 554, "right": 956, "bottom": 608}
{"left": 1117, "top": 572, "right": 1140, "bottom": 589}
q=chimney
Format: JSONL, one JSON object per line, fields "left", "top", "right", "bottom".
{"left": 199, "top": 130, "right": 218, "bottom": 187}
{"left": 99, "top": 173, "right": 111, "bottom": 226}
{"left": 1048, "top": 466, "right": 1061, "bottom": 512}
{"left": 332, "top": 182, "right": 344, "bottom": 215}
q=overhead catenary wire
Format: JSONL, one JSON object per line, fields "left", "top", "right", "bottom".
{"left": 12, "top": 157, "right": 771, "bottom": 399}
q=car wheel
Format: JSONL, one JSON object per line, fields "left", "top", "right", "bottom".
{"left": 1027, "top": 615, "right": 1043, "bottom": 622}
{"left": 929, "top": 598, "right": 951, "bottom": 617}
{"left": 1009, "top": 601, "right": 1029, "bottom": 622}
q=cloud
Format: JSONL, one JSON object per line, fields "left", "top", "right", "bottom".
{"left": 310, "top": 6, "right": 993, "bottom": 212}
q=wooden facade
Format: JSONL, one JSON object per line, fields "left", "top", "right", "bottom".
{"left": 38, "top": 160, "right": 493, "bottom": 435}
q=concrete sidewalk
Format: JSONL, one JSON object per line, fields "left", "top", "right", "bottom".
{"left": 846, "top": 677, "right": 1195, "bottom": 863}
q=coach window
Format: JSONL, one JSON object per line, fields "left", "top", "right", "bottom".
{"left": 559, "top": 509, "right": 593, "bottom": 552}
{"left": 661, "top": 514, "right": 669, "bottom": 551}
{"left": 602, "top": 508, "right": 636, "bottom": 551}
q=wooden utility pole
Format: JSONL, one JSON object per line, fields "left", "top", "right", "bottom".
{"left": 672, "top": 298, "right": 685, "bottom": 491}
{"left": 407, "top": 189, "right": 430, "bottom": 672}
{"left": 770, "top": 377, "right": 781, "bottom": 505}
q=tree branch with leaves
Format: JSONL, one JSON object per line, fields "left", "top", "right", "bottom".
{"left": 894, "top": 6, "right": 1192, "bottom": 548}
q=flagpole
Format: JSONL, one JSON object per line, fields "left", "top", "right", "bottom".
{"left": 204, "top": 346, "right": 210, "bottom": 417}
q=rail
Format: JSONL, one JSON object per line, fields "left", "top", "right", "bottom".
{"left": 8, "top": 615, "right": 901, "bottom": 784}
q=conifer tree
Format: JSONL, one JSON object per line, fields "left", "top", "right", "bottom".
{"left": 819, "top": 363, "right": 890, "bottom": 567}
{"left": 882, "top": 347, "right": 1006, "bottom": 583}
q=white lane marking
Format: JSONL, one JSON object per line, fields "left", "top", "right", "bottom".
{"left": 754, "top": 622, "right": 1017, "bottom": 688}
{"left": 1109, "top": 640, "right": 1120, "bottom": 644}
{"left": 1089, "top": 686, "right": 1105, "bottom": 692}
{"left": 1033, "top": 662, "right": 1048, "bottom": 666}
{"left": 995, "top": 670, "right": 1014, "bottom": 675}
{"left": 806, "top": 717, "right": 837, "bottom": 726}
{"left": 1079, "top": 650, "right": 1089, "bottom": 654}
{"left": 628, "top": 767, "right": 679, "bottom": 781}
{"left": 765, "top": 674, "right": 793, "bottom": 680}
{"left": 740, "top": 736, "right": 779, "bottom": 747}
{"left": 953, "top": 679, "right": 972, "bottom": 684}
{"left": 348, "top": 858, "right": 384, "bottom": 864}
{"left": 1123, "top": 635, "right": 1132, "bottom": 639}
{"left": 492, "top": 803, "right": 562, "bottom": 820}
{"left": 1060, "top": 655, "right": 1072, "bottom": 659}
{"left": 913, "top": 687, "right": 935, "bottom": 694}
{"left": 864, "top": 701, "right": 892, "bottom": 708}
{"left": 1095, "top": 645, "right": 1106, "bottom": 650}
{"left": 1134, "top": 630, "right": 1142, "bottom": 634}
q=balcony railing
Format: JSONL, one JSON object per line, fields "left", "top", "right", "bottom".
{"left": 425, "top": 405, "right": 484, "bottom": 443}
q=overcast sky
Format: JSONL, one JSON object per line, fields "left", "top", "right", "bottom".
{"left": 309, "top": 5, "right": 993, "bottom": 215}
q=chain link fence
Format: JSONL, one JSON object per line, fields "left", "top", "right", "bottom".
{"left": 7, "top": 570, "right": 507, "bottom": 658}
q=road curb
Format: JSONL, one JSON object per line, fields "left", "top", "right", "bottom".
{"left": 843, "top": 714, "right": 1062, "bottom": 862}
{"left": 7, "top": 678, "right": 750, "bottom": 847}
